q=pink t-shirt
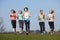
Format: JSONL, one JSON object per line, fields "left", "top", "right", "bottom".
{"left": 10, "top": 13, "right": 16, "bottom": 20}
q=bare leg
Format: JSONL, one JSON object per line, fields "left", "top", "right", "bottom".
{"left": 50, "top": 28, "right": 53, "bottom": 35}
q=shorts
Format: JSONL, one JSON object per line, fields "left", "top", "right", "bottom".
{"left": 48, "top": 22, "right": 54, "bottom": 30}
{"left": 11, "top": 20, "right": 16, "bottom": 28}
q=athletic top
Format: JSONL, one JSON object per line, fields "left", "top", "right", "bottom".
{"left": 39, "top": 15, "right": 45, "bottom": 22}
{"left": 24, "top": 12, "right": 30, "bottom": 21}
{"left": 17, "top": 14, "right": 23, "bottom": 20}
{"left": 10, "top": 13, "right": 16, "bottom": 20}
{"left": 47, "top": 13, "right": 54, "bottom": 22}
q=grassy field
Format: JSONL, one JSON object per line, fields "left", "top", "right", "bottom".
{"left": 0, "top": 32, "right": 60, "bottom": 40}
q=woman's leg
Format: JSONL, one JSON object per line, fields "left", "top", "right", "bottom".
{"left": 39, "top": 22, "right": 43, "bottom": 33}
{"left": 27, "top": 21, "right": 30, "bottom": 32}
{"left": 14, "top": 20, "right": 16, "bottom": 32}
{"left": 48, "top": 22, "right": 53, "bottom": 35}
{"left": 52, "top": 22, "right": 54, "bottom": 33}
{"left": 48, "top": 22, "right": 52, "bottom": 33}
{"left": 21, "top": 20, "right": 24, "bottom": 33}
{"left": 42, "top": 22, "right": 45, "bottom": 31}
{"left": 25, "top": 20, "right": 28, "bottom": 33}
{"left": 19, "top": 20, "right": 24, "bottom": 33}
{"left": 42, "top": 22, "right": 46, "bottom": 34}
{"left": 11, "top": 20, "right": 16, "bottom": 32}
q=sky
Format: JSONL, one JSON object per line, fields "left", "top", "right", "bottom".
{"left": 0, "top": 0, "right": 60, "bottom": 32}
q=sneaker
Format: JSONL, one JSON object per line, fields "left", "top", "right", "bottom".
{"left": 19, "top": 32, "right": 22, "bottom": 34}
{"left": 41, "top": 33, "right": 43, "bottom": 35}
{"left": 26, "top": 32, "right": 29, "bottom": 35}
{"left": 43, "top": 31, "right": 46, "bottom": 34}
{"left": 51, "top": 33, "right": 53, "bottom": 35}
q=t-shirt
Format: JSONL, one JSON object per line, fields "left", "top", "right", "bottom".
{"left": 47, "top": 14, "right": 54, "bottom": 22}
{"left": 17, "top": 14, "right": 23, "bottom": 20}
{"left": 39, "top": 15, "right": 45, "bottom": 22}
{"left": 10, "top": 13, "right": 16, "bottom": 20}
{"left": 24, "top": 12, "right": 30, "bottom": 21}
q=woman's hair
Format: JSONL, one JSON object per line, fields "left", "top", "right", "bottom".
{"left": 51, "top": 10, "right": 54, "bottom": 13}
{"left": 18, "top": 10, "right": 22, "bottom": 14}
{"left": 24, "top": 7, "right": 28, "bottom": 11}
{"left": 20, "top": 11, "right": 22, "bottom": 14}
{"left": 11, "top": 9, "right": 16, "bottom": 13}
{"left": 40, "top": 10, "right": 43, "bottom": 14}
{"left": 40, "top": 10, "right": 43, "bottom": 12}
{"left": 20, "top": 10, "right": 22, "bottom": 14}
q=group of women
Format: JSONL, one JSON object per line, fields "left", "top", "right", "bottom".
{"left": 10, "top": 7, "right": 55, "bottom": 35}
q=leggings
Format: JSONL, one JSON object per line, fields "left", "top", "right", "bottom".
{"left": 48, "top": 22, "right": 54, "bottom": 31}
{"left": 39, "top": 22, "right": 45, "bottom": 33}
{"left": 11, "top": 20, "right": 16, "bottom": 28}
{"left": 19, "top": 20, "right": 24, "bottom": 30}
{"left": 24, "top": 20, "right": 30, "bottom": 32}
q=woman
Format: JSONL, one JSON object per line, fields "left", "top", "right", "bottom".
{"left": 24, "top": 7, "right": 31, "bottom": 35}
{"left": 46, "top": 9, "right": 55, "bottom": 35}
{"left": 10, "top": 9, "right": 16, "bottom": 32}
{"left": 17, "top": 10, "right": 24, "bottom": 33}
{"left": 38, "top": 10, "right": 45, "bottom": 35}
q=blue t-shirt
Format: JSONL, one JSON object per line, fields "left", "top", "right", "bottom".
{"left": 17, "top": 14, "right": 23, "bottom": 20}
{"left": 24, "top": 17, "right": 30, "bottom": 22}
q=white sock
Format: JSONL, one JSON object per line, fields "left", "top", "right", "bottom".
{"left": 13, "top": 29, "right": 14, "bottom": 32}
{"left": 19, "top": 28, "right": 22, "bottom": 33}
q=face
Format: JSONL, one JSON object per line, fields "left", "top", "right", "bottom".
{"left": 11, "top": 11, "right": 14, "bottom": 13}
{"left": 49, "top": 10, "right": 54, "bottom": 14}
{"left": 24, "top": 8, "right": 28, "bottom": 12}
{"left": 18, "top": 10, "right": 22, "bottom": 14}
{"left": 40, "top": 10, "right": 43, "bottom": 14}
{"left": 11, "top": 9, "right": 14, "bottom": 13}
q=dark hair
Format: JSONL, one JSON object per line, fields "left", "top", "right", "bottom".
{"left": 11, "top": 9, "right": 16, "bottom": 13}
{"left": 24, "top": 7, "right": 28, "bottom": 11}
{"left": 13, "top": 10, "right": 16, "bottom": 13}
{"left": 51, "top": 10, "right": 54, "bottom": 13}
{"left": 20, "top": 11, "right": 22, "bottom": 14}
{"left": 10, "top": 9, "right": 14, "bottom": 11}
{"left": 40, "top": 10, "right": 43, "bottom": 12}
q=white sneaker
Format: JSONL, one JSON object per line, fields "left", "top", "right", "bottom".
{"left": 19, "top": 28, "right": 22, "bottom": 33}
{"left": 51, "top": 33, "right": 53, "bottom": 35}
{"left": 19, "top": 32, "right": 22, "bottom": 34}
{"left": 41, "top": 33, "right": 43, "bottom": 35}
{"left": 43, "top": 31, "right": 46, "bottom": 34}
{"left": 13, "top": 29, "right": 15, "bottom": 32}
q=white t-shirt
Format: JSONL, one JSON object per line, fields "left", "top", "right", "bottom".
{"left": 47, "top": 13, "right": 54, "bottom": 22}
{"left": 24, "top": 12, "right": 30, "bottom": 20}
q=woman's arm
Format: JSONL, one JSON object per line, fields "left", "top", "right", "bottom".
{"left": 43, "top": 15, "right": 45, "bottom": 19}
{"left": 52, "top": 15, "right": 55, "bottom": 19}
{"left": 46, "top": 15, "right": 49, "bottom": 20}
{"left": 28, "top": 12, "right": 31, "bottom": 17}
{"left": 38, "top": 14, "right": 40, "bottom": 20}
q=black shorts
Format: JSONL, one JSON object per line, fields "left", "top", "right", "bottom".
{"left": 19, "top": 20, "right": 24, "bottom": 28}
{"left": 48, "top": 22, "right": 54, "bottom": 29}
{"left": 11, "top": 20, "right": 16, "bottom": 28}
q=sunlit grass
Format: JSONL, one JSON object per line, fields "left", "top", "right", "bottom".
{"left": 0, "top": 33, "right": 60, "bottom": 40}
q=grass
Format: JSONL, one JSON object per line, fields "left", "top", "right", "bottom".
{"left": 0, "top": 33, "right": 60, "bottom": 40}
